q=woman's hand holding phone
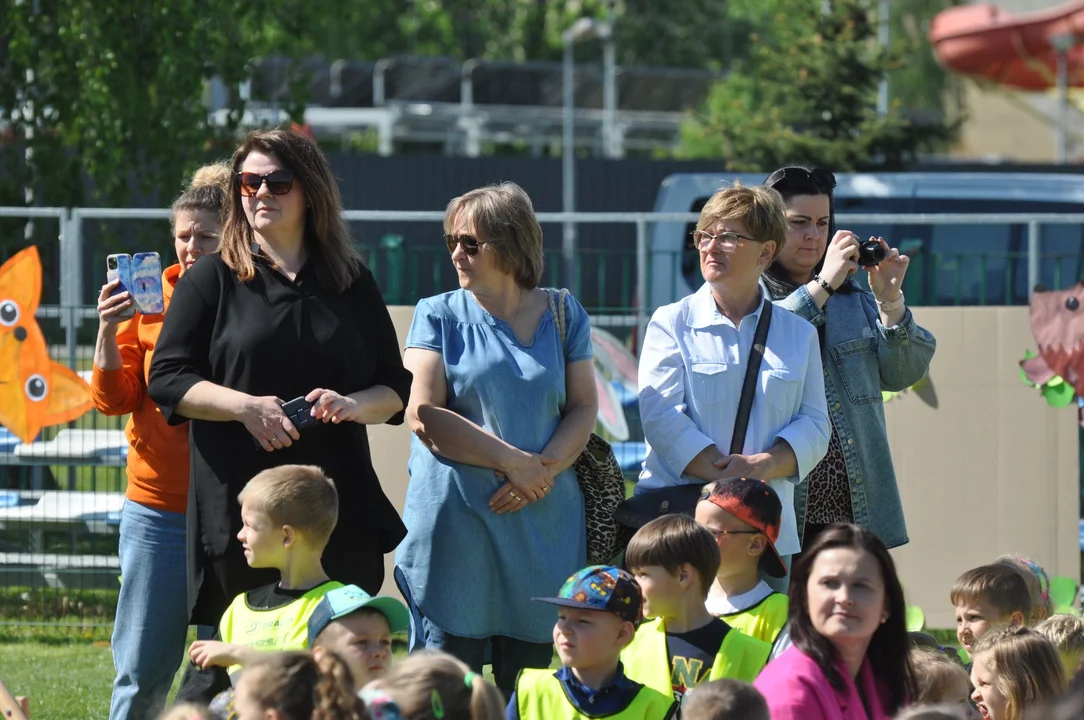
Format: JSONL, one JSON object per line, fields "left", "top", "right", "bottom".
{"left": 96, "top": 279, "right": 134, "bottom": 329}
{"left": 241, "top": 395, "right": 300, "bottom": 452}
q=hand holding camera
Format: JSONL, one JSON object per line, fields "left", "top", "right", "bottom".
{"left": 820, "top": 230, "right": 863, "bottom": 289}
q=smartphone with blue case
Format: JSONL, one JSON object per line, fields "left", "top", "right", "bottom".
{"left": 106, "top": 253, "right": 136, "bottom": 318}
{"left": 130, "top": 252, "right": 165, "bottom": 314}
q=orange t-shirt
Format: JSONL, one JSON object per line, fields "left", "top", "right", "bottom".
{"left": 91, "top": 264, "right": 190, "bottom": 513}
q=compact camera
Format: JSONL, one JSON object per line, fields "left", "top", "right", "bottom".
{"left": 857, "top": 239, "right": 886, "bottom": 266}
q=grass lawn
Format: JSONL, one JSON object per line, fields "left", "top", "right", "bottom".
{"left": 1, "top": 634, "right": 417, "bottom": 720}
{"left": 0, "top": 642, "right": 159, "bottom": 720}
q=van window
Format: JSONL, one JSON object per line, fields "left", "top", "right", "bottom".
{"left": 681, "top": 193, "right": 1084, "bottom": 306}
{"left": 908, "top": 198, "right": 1084, "bottom": 305}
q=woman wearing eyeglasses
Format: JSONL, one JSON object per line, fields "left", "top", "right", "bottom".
{"left": 761, "top": 166, "right": 935, "bottom": 555}
{"left": 395, "top": 182, "right": 598, "bottom": 698}
{"left": 149, "top": 129, "right": 412, "bottom": 638}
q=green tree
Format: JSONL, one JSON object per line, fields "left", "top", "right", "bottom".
{"left": 889, "top": 0, "right": 965, "bottom": 118}
{"left": 677, "top": 0, "right": 956, "bottom": 170}
{"left": 1, "top": 0, "right": 261, "bottom": 210}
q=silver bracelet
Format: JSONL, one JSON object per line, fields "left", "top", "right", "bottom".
{"left": 878, "top": 292, "right": 905, "bottom": 313}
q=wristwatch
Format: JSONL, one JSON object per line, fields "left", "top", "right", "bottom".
{"left": 878, "top": 292, "right": 905, "bottom": 313}
{"left": 812, "top": 274, "right": 834, "bottom": 296}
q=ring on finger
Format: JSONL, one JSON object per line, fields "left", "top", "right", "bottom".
{"left": 509, "top": 491, "right": 520, "bottom": 501}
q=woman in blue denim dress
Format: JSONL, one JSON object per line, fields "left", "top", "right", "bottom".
{"left": 761, "top": 166, "right": 936, "bottom": 552}
{"left": 395, "top": 182, "right": 598, "bottom": 697}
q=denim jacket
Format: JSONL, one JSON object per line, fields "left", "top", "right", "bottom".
{"left": 763, "top": 281, "right": 936, "bottom": 549}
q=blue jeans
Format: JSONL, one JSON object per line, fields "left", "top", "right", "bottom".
{"left": 109, "top": 500, "right": 189, "bottom": 720}
{"left": 396, "top": 567, "right": 551, "bottom": 698}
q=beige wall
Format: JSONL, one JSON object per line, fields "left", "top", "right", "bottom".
{"left": 886, "top": 307, "right": 1079, "bottom": 628}
{"left": 370, "top": 306, "right": 1081, "bottom": 629}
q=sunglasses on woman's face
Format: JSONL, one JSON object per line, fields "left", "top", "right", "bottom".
{"left": 237, "top": 170, "right": 295, "bottom": 197}
{"left": 445, "top": 234, "right": 487, "bottom": 256}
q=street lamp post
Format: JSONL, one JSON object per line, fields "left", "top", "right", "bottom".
{"left": 1051, "top": 34, "right": 1076, "bottom": 164}
{"left": 877, "top": 0, "right": 890, "bottom": 115}
{"left": 561, "top": 16, "right": 613, "bottom": 291}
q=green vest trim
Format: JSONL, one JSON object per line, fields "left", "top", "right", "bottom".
{"left": 219, "top": 580, "right": 343, "bottom": 676}
{"left": 621, "top": 617, "right": 771, "bottom": 698}
{"left": 515, "top": 669, "right": 678, "bottom": 720}
{"left": 719, "top": 592, "right": 789, "bottom": 646}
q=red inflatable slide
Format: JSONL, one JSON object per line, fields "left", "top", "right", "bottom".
{"left": 930, "top": 1, "right": 1084, "bottom": 89}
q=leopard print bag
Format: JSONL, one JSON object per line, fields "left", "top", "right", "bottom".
{"left": 549, "top": 288, "right": 628, "bottom": 566}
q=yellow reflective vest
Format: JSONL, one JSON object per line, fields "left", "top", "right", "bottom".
{"left": 219, "top": 580, "right": 343, "bottom": 676}
{"left": 718, "top": 592, "right": 789, "bottom": 646}
{"left": 516, "top": 669, "right": 678, "bottom": 720}
{"left": 621, "top": 618, "right": 770, "bottom": 698}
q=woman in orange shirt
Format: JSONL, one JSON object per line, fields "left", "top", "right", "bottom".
{"left": 92, "top": 165, "right": 229, "bottom": 720}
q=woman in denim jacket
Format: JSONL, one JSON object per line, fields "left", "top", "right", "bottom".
{"left": 761, "top": 167, "right": 936, "bottom": 552}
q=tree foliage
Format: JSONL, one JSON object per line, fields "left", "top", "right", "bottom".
{"left": 677, "top": 0, "right": 957, "bottom": 170}
{"left": 0, "top": 0, "right": 270, "bottom": 208}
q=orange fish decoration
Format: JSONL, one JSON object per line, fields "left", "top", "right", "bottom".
{"left": 0, "top": 245, "right": 92, "bottom": 443}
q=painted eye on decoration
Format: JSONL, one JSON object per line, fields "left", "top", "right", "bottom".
{"left": 25, "top": 374, "right": 47, "bottom": 402}
{"left": 0, "top": 299, "right": 18, "bottom": 326}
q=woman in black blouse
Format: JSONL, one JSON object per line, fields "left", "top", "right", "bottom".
{"left": 149, "top": 128, "right": 412, "bottom": 625}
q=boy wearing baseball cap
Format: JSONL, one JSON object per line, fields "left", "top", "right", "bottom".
{"left": 695, "top": 479, "right": 789, "bottom": 649}
{"left": 508, "top": 566, "right": 678, "bottom": 720}
{"left": 308, "top": 584, "right": 411, "bottom": 691}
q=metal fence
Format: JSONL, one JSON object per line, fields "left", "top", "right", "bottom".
{"left": 1, "top": 207, "right": 1081, "bottom": 637}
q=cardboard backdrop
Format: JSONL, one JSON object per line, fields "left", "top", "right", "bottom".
{"left": 370, "top": 306, "right": 1080, "bottom": 630}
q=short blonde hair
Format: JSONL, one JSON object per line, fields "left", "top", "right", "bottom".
{"left": 444, "top": 182, "right": 544, "bottom": 289}
{"left": 1036, "top": 614, "right": 1084, "bottom": 655}
{"left": 157, "top": 703, "right": 209, "bottom": 720}
{"left": 973, "top": 626, "right": 1066, "bottom": 720}
{"left": 910, "top": 648, "right": 969, "bottom": 705}
{"left": 696, "top": 183, "right": 788, "bottom": 261}
{"left": 237, "top": 465, "right": 339, "bottom": 548}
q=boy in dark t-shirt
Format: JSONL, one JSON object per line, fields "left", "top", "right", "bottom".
{"left": 621, "top": 514, "right": 770, "bottom": 703}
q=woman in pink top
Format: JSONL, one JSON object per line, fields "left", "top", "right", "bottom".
{"left": 755, "top": 524, "right": 915, "bottom": 719}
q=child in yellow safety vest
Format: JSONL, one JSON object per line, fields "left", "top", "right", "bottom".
{"left": 185, "top": 465, "right": 346, "bottom": 684}
{"left": 695, "top": 479, "right": 790, "bottom": 654}
{"left": 622, "top": 515, "right": 771, "bottom": 705}
{"left": 508, "top": 565, "right": 679, "bottom": 720}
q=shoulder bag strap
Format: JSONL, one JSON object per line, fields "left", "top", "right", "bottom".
{"left": 728, "top": 299, "right": 773, "bottom": 455}
{"left": 549, "top": 288, "right": 570, "bottom": 348}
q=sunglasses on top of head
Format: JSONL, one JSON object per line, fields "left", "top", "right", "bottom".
{"left": 444, "top": 234, "right": 487, "bottom": 256}
{"left": 237, "top": 170, "right": 295, "bottom": 197}
{"left": 766, "top": 166, "right": 837, "bottom": 194}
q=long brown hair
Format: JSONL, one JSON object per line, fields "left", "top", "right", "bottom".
{"left": 219, "top": 128, "right": 361, "bottom": 294}
{"left": 787, "top": 523, "right": 915, "bottom": 716}
{"left": 242, "top": 650, "right": 368, "bottom": 720}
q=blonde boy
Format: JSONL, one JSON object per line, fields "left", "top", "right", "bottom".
{"left": 622, "top": 515, "right": 770, "bottom": 704}
{"left": 1035, "top": 613, "right": 1084, "bottom": 677}
{"left": 188, "top": 465, "right": 343, "bottom": 678}
{"left": 950, "top": 563, "right": 1031, "bottom": 657}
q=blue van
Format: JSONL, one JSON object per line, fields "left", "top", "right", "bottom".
{"left": 649, "top": 172, "right": 1084, "bottom": 309}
